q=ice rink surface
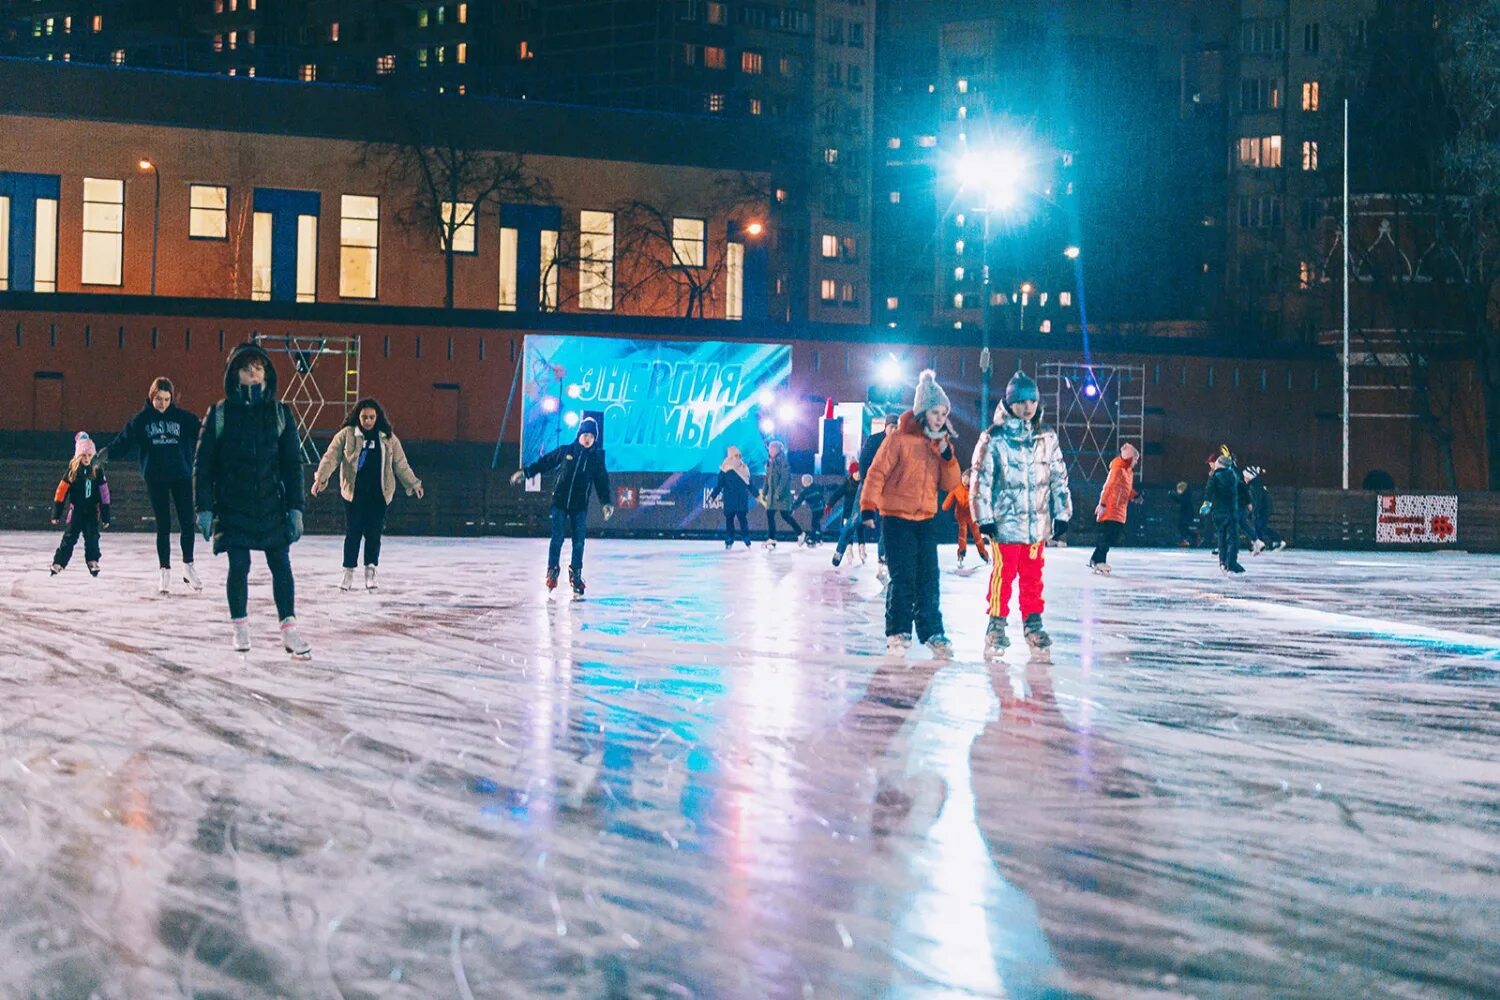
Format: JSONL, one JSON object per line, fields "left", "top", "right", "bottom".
{"left": 1, "top": 530, "right": 1497, "bottom": 999}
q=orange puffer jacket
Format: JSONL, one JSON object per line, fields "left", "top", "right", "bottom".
{"left": 1096, "top": 455, "right": 1138, "bottom": 523}
{"left": 861, "top": 411, "right": 962, "bottom": 521}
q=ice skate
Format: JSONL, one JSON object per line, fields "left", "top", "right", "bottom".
{"left": 183, "top": 563, "right": 203, "bottom": 591}
{"left": 280, "top": 618, "right": 312, "bottom": 659}
{"left": 1023, "top": 614, "right": 1052, "bottom": 649}
{"left": 796, "top": 532, "right": 808, "bottom": 547}
{"left": 1273, "top": 540, "right": 1288, "bottom": 552}
{"left": 87, "top": 561, "right": 100, "bottom": 577}
{"left": 545, "top": 566, "right": 560, "bottom": 591}
{"left": 957, "top": 552, "right": 966, "bottom": 569}
{"left": 885, "top": 634, "right": 911, "bottom": 656}
{"left": 49, "top": 563, "right": 63, "bottom": 576}
{"left": 158, "top": 568, "right": 171, "bottom": 594}
{"left": 984, "top": 617, "right": 1011, "bottom": 658}
{"left": 831, "top": 550, "right": 844, "bottom": 568}
{"left": 231, "top": 620, "right": 251, "bottom": 652}
{"left": 1251, "top": 539, "right": 1266, "bottom": 555}
{"left": 925, "top": 635, "right": 954, "bottom": 660}
{"left": 340, "top": 568, "right": 355, "bottom": 591}
{"left": 876, "top": 562, "right": 889, "bottom": 584}
{"left": 569, "top": 567, "right": 585, "bottom": 599}
{"left": 1224, "top": 563, "right": 1247, "bottom": 575}
{"left": 858, "top": 543, "right": 867, "bottom": 563}
{"left": 1088, "top": 560, "right": 1112, "bottom": 575}
{"left": 762, "top": 539, "right": 776, "bottom": 550}
{"left": 364, "top": 566, "right": 378, "bottom": 592}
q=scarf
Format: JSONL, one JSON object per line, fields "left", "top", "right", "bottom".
{"left": 721, "top": 453, "right": 750, "bottom": 485}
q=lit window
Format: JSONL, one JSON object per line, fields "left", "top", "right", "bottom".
{"left": 1040, "top": 320, "right": 1052, "bottom": 333}
{"left": 886, "top": 296, "right": 898, "bottom": 310}
{"left": 329, "top": 22, "right": 339, "bottom": 42}
{"left": 228, "top": 29, "right": 237, "bottom": 49}
{"left": 339, "top": 194, "right": 379, "bottom": 299}
{"left": 215, "top": 0, "right": 223, "bottom": 12}
{"left": 953, "top": 292, "right": 964, "bottom": 309}
{"left": 44, "top": 16, "right": 55, "bottom": 36}
{"left": 518, "top": 40, "right": 532, "bottom": 60}
{"left": 840, "top": 282, "right": 855, "bottom": 304}
{"left": 226, "top": 67, "right": 237, "bottom": 76}
{"left": 247, "top": 65, "right": 255, "bottom": 76}
{"left": 821, "top": 233, "right": 838, "bottom": 258}
{"left": 887, "top": 136, "right": 900, "bottom": 149}
{"left": 436, "top": 5, "right": 446, "bottom": 25}
{"left": 749, "top": 97, "right": 762, "bottom": 115}
{"left": 418, "top": 48, "right": 429, "bottom": 67}
{"left": 93, "top": 15, "right": 103, "bottom": 31}
{"left": 889, "top": 191, "right": 900, "bottom": 203}
{"left": 958, "top": 105, "right": 967, "bottom": 120}
{"left": 917, "top": 135, "right": 937, "bottom": 147}
{"left": 954, "top": 239, "right": 965, "bottom": 254}
{"left": 672, "top": 218, "right": 707, "bottom": 267}
{"left": 705, "top": 92, "right": 724, "bottom": 112}
{"left": 775, "top": 188, "right": 788, "bottom": 203}
{"left": 1302, "top": 80, "right": 1319, "bottom": 111}
{"left": 957, "top": 78, "right": 968, "bottom": 93}
{"left": 377, "top": 54, "right": 395, "bottom": 75}
{"left": 841, "top": 236, "right": 857, "bottom": 259}
{"left": 1299, "top": 260, "right": 1314, "bottom": 289}
{"left": 954, "top": 266, "right": 965, "bottom": 281}
{"left": 540, "top": 229, "right": 559, "bottom": 309}
{"left": 189, "top": 185, "right": 228, "bottom": 239}
{"left": 299, "top": 63, "right": 317, "bottom": 81}
{"left": 214, "top": 33, "right": 223, "bottom": 52}
{"left": 1237, "top": 135, "right": 1282, "bottom": 168}
{"left": 779, "top": 54, "right": 793, "bottom": 76}
{"left": 820, "top": 279, "right": 837, "bottom": 302}
{"left": 248, "top": 29, "right": 255, "bottom": 44}
{"left": 1302, "top": 140, "right": 1318, "bottom": 171}
{"left": 955, "top": 213, "right": 965, "bottom": 227}
{"left": 498, "top": 226, "right": 517, "bottom": 310}
{"left": 64, "top": 15, "right": 72, "bottom": 32}
{"left": 34, "top": 197, "right": 58, "bottom": 292}
{"left": 579, "top": 210, "right": 615, "bottom": 310}
{"left": 705, "top": 46, "right": 725, "bottom": 69}
{"left": 418, "top": 9, "right": 429, "bottom": 28}
{"left": 457, "top": 42, "right": 467, "bottom": 63}
{"left": 458, "top": 3, "right": 468, "bottom": 23}
{"left": 442, "top": 201, "right": 476, "bottom": 253}
{"left": 741, "top": 50, "right": 762, "bottom": 74}
{"left": 110, "top": 48, "right": 124, "bottom": 65}
{"left": 0, "top": 197, "right": 9, "bottom": 290}
{"left": 1060, "top": 291, "right": 1072, "bottom": 307}
{"left": 824, "top": 147, "right": 839, "bottom": 165}
{"left": 81, "top": 178, "right": 124, "bottom": 286}
{"left": 436, "top": 46, "right": 445, "bottom": 63}
{"left": 726, "top": 241, "right": 744, "bottom": 319}
{"left": 706, "top": 1, "right": 727, "bottom": 25}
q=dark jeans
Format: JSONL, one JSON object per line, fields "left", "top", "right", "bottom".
{"left": 343, "top": 496, "right": 388, "bottom": 568}
{"left": 723, "top": 510, "right": 750, "bottom": 547}
{"left": 1238, "top": 510, "right": 1259, "bottom": 544}
{"left": 882, "top": 515, "right": 944, "bottom": 642}
{"left": 1214, "top": 518, "right": 1240, "bottom": 569}
{"left": 1177, "top": 518, "right": 1198, "bottom": 546}
{"left": 54, "top": 516, "right": 101, "bottom": 567}
{"left": 1090, "top": 520, "right": 1124, "bottom": 564}
{"left": 147, "top": 477, "right": 195, "bottom": 568}
{"left": 1255, "top": 513, "right": 1283, "bottom": 546}
{"left": 549, "top": 507, "right": 588, "bottom": 573}
{"left": 227, "top": 546, "right": 295, "bottom": 621}
{"left": 765, "top": 509, "right": 802, "bottom": 542}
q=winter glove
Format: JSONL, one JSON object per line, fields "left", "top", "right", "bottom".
{"left": 510, "top": 470, "right": 526, "bottom": 487}
{"left": 980, "top": 522, "right": 997, "bottom": 542}
{"left": 288, "top": 509, "right": 304, "bottom": 544}
{"left": 1198, "top": 501, "right": 1212, "bottom": 517}
{"left": 602, "top": 505, "right": 615, "bottom": 521}
{"left": 1052, "top": 519, "right": 1069, "bottom": 541}
{"left": 197, "top": 511, "right": 214, "bottom": 541}
{"left": 861, "top": 512, "right": 877, "bottom": 532}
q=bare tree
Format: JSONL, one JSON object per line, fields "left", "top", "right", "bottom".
{"left": 360, "top": 97, "right": 549, "bottom": 309}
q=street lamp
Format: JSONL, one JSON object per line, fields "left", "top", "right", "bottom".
{"left": 1018, "top": 281, "right": 1034, "bottom": 333}
{"left": 137, "top": 159, "right": 160, "bottom": 295}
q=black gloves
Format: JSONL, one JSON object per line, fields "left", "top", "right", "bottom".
{"left": 980, "top": 522, "right": 997, "bottom": 542}
{"left": 1052, "top": 519, "right": 1069, "bottom": 541}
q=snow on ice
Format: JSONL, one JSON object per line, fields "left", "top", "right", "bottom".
{"left": 1, "top": 531, "right": 1497, "bottom": 998}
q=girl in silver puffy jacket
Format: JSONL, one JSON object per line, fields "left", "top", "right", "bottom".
{"left": 970, "top": 371, "right": 1073, "bottom": 656}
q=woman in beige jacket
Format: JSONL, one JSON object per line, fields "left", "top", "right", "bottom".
{"left": 312, "top": 398, "right": 423, "bottom": 591}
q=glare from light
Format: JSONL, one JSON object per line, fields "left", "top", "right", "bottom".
{"left": 777, "top": 401, "right": 797, "bottom": 423}
{"left": 758, "top": 389, "right": 776, "bottom": 408}
{"left": 955, "top": 148, "right": 1028, "bottom": 210}
{"left": 1083, "top": 383, "right": 1099, "bottom": 399}
{"left": 746, "top": 221, "right": 764, "bottom": 236}
{"left": 137, "top": 159, "right": 155, "bottom": 172}
{"left": 759, "top": 417, "right": 776, "bottom": 435}
{"left": 1063, "top": 245, "right": 1081, "bottom": 259}
{"left": 877, "top": 355, "right": 903, "bottom": 387}
{"left": 540, "top": 396, "right": 559, "bottom": 414}
{"left": 563, "top": 411, "right": 580, "bottom": 427}
{"left": 565, "top": 383, "right": 582, "bottom": 398}
{"left": 1020, "top": 281, "right": 1034, "bottom": 295}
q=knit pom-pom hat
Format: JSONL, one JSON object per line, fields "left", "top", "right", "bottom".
{"left": 73, "top": 432, "right": 96, "bottom": 458}
{"left": 911, "top": 369, "right": 951, "bottom": 416}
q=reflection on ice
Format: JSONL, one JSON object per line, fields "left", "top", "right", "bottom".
{"left": 1, "top": 532, "right": 1497, "bottom": 998}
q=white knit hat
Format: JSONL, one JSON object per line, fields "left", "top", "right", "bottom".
{"left": 911, "top": 369, "right": 951, "bottom": 416}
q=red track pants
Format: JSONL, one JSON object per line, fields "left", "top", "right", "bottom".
{"left": 987, "top": 541, "right": 1046, "bottom": 619}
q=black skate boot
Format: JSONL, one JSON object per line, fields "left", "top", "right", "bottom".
{"left": 1023, "top": 613, "right": 1051, "bottom": 649}
{"left": 545, "top": 566, "right": 560, "bottom": 591}
{"left": 984, "top": 616, "right": 1010, "bottom": 659}
{"left": 569, "top": 566, "right": 585, "bottom": 598}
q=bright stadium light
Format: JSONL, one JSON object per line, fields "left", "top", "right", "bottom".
{"left": 1064, "top": 245, "right": 1081, "bottom": 259}
{"left": 540, "top": 396, "right": 560, "bottom": 414}
{"left": 759, "top": 417, "right": 776, "bottom": 435}
{"left": 758, "top": 389, "right": 776, "bottom": 408}
{"left": 877, "top": 354, "right": 903, "bottom": 386}
{"left": 777, "top": 401, "right": 797, "bottom": 423}
{"left": 563, "top": 411, "right": 580, "bottom": 427}
{"left": 955, "top": 147, "right": 1028, "bottom": 210}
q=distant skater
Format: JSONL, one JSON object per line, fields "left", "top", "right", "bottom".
{"left": 709, "top": 445, "right": 754, "bottom": 549}
{"left": 1088, "top": 442, "right": 1139, "bottom": 575}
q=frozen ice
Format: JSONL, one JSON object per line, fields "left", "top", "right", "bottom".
{"left": 1, "top": 530, "right": 1497, "bottom": 998}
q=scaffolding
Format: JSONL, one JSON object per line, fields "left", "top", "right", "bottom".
{"left": 252, "top": 333, "right": 361, "bottom": 463}
{"left": 1037, "top": 362, "right": 1145, "bottom": 484}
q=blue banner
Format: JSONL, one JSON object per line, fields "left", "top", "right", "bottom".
{"left": 521, "top": 335, "right": 792, "bottom": 473}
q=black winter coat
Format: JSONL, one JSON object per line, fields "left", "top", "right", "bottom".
{"left": 1202, "top": 466, "right": 1240, "bottom": 523}
{"left": 710, "top": 468, "right": 753, "bottom": 513}
{"left": 106, "top": 403, "right": 201, "bottom": 482}
{"left": 1248, "top": 479, "right": 1272, "bottom": 518}
{"left": 194, "top": 343, "right": 305, "bottom": 553}
{"left": 525, "top": 441, "right": 611, "bottom": 512}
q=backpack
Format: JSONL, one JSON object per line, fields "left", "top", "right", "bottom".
{"left": 212, "top": 399, "right": 287, "bottom": 441}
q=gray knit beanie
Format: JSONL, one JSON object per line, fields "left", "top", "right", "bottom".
{"left": 911, "top": 369, "right": 951, "bottom": 417}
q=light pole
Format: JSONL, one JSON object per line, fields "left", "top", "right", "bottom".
{"left": 956, "top": 147, "right": 1028, "bottom": 424}
{"left": 1017, "top": 280, "right": 1034, "bottom": 334}
{"left": 137, "top": 159, "right": 160, "bottom": 295}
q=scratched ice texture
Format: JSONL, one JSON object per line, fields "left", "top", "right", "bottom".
{"left": 1, "top": 531, "right": 1497, "bottom": 999}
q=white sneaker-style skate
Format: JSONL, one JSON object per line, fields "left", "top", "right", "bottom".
{"left": 1251, "top": 539, "right": 1266, "bottom": 555}
{"left": 339, "top": 568, "right": 355, "bottom": 591}
{"left": 885, "top": 634, "right": 910, "bottom": 656}
{"left": 957, "top": 553, "right": 967, "bottom": 569}
{"left": 158, "top": 568, "right": 171, "bottom": 594}
{"left": 364, "top": 566, "right": 378, "bottom": 592}
{"left": 876, "top": 563, "right": 889, "bottom": 584}
{"left": 1088, "top": 561, "right": 1112, "bottom": 575}
{"left": 280, "top": 618, "right": 312, "bottom": 659}
{"left": 762, "top": 539, "right": 777, "bottom": 550}
{"left": 231, "top": 620, "right": 252, "bottom": 652}
{"left": 858, "top": 544, "right": 868, "bottom": 563}
{"left": 182, "top": 563, "right": 203, "bottom": 591}
{"left": 925, "top": 635, "right": 955, "bottom": 660}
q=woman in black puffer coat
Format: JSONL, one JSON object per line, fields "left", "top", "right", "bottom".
{"left": 194, "top": 342, "right": 310, "bottom": 656}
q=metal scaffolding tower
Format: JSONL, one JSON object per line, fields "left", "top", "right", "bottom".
{"left": 252, "top": 333, "right": 361, "bottom": 463}
{"left": 1037, "top": 362, "right": 1145, "bottom": 484}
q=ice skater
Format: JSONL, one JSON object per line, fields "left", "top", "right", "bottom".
{"left": 830, "top": 460, "right": 867, "bottom": 567}
{"left": 1200, "top": 447, "right": 1246, "bottom": 575}
{"left": 101, "top": 377, "right": 203, "bottom": 594}
{"left": 1243, "top": 465, "right": 1285, "bottom": 552}
{"left": 1088, "top": 441, "right": 1139, "bottom": 574}
{"left": 758, "top": 439, "right": 801, "bottom": 548}
{"left": 312, "top": 398, "right": 425, "bottom": 592}
{"left": 790, "top": 473, "right": 830, "bottom": 545}
{"left": 709, "top": 445, "right": 753, "bottom": 549}
{"left": 972, "top": 371, "right": 1073, "bottom": 656}
{"left": 859, "top": 370, "right": 962, "bottom": 658}
{"left": 858, "top": 405, "right": 903, "bottom": 582}
{"left": 194, "top": 343, "right": 311, "bottom": 657}
{"left": 511, "top": 415, "right": 613, "bottom": 597}
{"left": 50, "top": 432, "right": 110, "bottom": 577}
{"left": 941, "top": 468, "right": 989, "bottom": 571}
{"left": 1173, "top": 481, "right": 1199, "bottom": 547}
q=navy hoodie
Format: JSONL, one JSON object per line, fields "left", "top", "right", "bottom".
{"left": 107, "top": 403, "right": 201, "bottom": 482}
